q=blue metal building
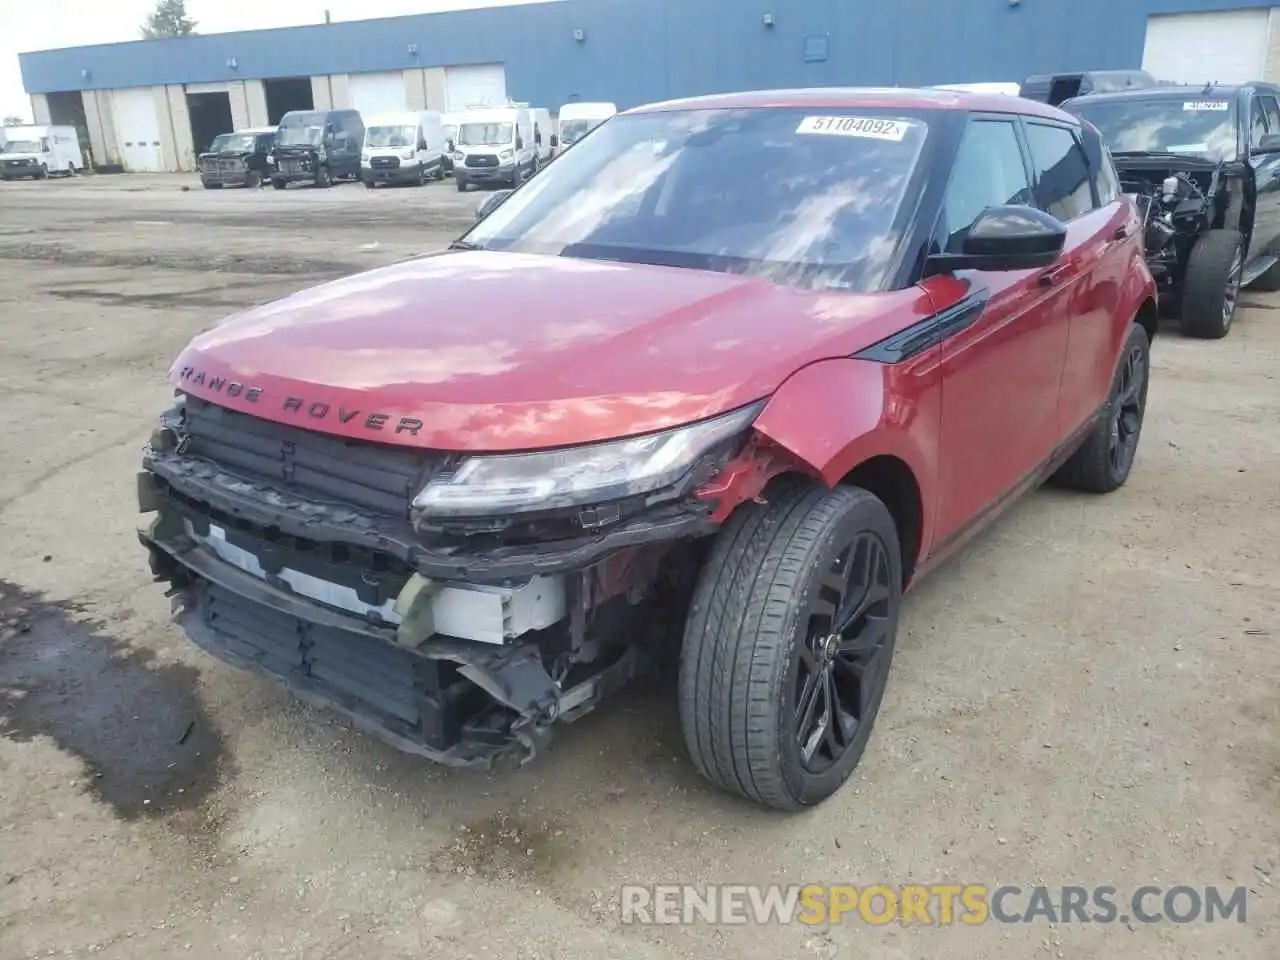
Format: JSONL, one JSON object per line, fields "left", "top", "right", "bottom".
{"left": 17, "top": 0, "right": 1280, "bottom": 171}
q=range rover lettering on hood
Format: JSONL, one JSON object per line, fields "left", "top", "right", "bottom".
{"left": 177, "top": 365, "right": 424, "bottom": 436}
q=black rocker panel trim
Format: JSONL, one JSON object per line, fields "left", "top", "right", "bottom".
{"left": 855, "top": 286, "right": 992, "bottom": 363}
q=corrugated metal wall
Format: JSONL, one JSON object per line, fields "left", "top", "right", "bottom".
{"left": 19, "top": 0, "right": 1277, "bottom": 109}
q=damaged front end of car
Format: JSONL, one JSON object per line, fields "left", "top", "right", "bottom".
{"left": 137, "top": 393, "right": 785, "bottom": 769}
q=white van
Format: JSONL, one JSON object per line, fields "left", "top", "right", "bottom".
{"left": 361, "top": 111, "right": 448, "bottom": 188}
{"left": 531, "top": 107, "right": 555, "bottom": 166}
{"left": 557, "top": 102, "right": 617, "bottom": 150}
{"left": 451, "top": 106, "right": 536, "bottom": 192}
{"left": 1, "top": 125, "right": 84, "bottom": 180}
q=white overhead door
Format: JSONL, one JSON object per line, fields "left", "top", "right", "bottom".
{"left": 1142, "top": 10, "right": 1270, "bottom": 85}
{"left": 445, "top": 64, "right": 508, "bottom": 111}
{"left": 111, "top": 87, "right": 163, "bottom": 172}
{"left": 348, "top": 71, "right": 408, "bottom": 116}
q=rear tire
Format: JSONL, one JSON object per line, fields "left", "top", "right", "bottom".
{"left": 456, "top": 179, "right": 469, "bottom": 192}
{"left": 1181, "top": 229, "right": 1242, "bottom": 339}
{"left": 1249, "top": 256, "right": 1280, "bottom": 292}
{"left": 364, "top": 178, "right": 375, "bottom": 189}
{"left": 271, "top": 178, "right": 287, "bottom": 190}
{"left": 314, "top": 165, "right": 331, "bottom": 188}
{"left": 38, "top": 164, "right": 49, "bottom": 180}
{"left": 1052, "top": 323, "right": 1150, "bottom": 493}
{"left": 679, "top": 482, "right": 901, "bottom": 811}
{"left": 245, "top": 170, "right": 262, "bottom": 189}
{"left": 65, "top": 163, "right": 77, "bottom": 178}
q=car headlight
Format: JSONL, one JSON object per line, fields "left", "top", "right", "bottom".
{"left": 499, "top": 149, "right": 514, "bottom": 160}
{"left": 412, "top": 402, "right": 763, "bottom": 517}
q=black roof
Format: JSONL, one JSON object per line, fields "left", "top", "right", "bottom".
{"left": 1064, "top": 82, "right": 1276, "bottom": 108}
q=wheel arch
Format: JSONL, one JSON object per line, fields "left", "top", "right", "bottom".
{"left": 838, "top": 455, "right": 924, "bottom": 587}
{"left": 1134, "top": 295, "right": 1158, "bottom": 344}
{"left": 749, "top": 357, "right": 938, "bottom": 589}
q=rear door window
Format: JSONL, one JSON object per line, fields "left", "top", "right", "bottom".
{"left": 1023, "top": 122, "right": 1096, "bottom": 221}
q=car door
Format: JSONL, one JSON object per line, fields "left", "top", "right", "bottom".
{"left": 1024, "top": 119, "right": 1128, "bottom": 435}
{"left": 1248, "top": 90, "right": 1280, "bottom": 264}
{"left": 931, "top": 115, "right": 1075, "bottom": 545}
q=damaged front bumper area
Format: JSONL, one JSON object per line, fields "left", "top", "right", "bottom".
{"left": 136, "top": 398, "right": 733, "bottom": 768}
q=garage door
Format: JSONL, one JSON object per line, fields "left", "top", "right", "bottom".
{"left": 445, "top": 64, "right": 508, "bottom": 111}
{"left": 111, "top": 87, "right": 163, "bottom": 172}
{"left": 1142, "top": 10, "right": 1270, "bottom": 85}
{"left": 348, "top": 72, "right": 408, "bottom": 117}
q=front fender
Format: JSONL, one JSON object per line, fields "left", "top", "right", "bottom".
{"left": 750, "top": 353, "right": 942, "bottom": 534}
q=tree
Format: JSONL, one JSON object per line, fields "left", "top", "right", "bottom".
{"left": 141, "top": 0, "right": 197, "bottom": 39}
{"left": 3, "top": 116, "right": 26, "bottom": 127}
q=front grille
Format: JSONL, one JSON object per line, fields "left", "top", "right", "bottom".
{"left": 278, "top": 156, "right": 310, "bottom": 174}
{"left": 370, "top": 156, "right": 401, "bottom": 169}
{"left": 182, "top": 397, "right": 444, "bottom": 518}
{"left": 4, "top": 159, "right": 33, "bottom": 168}
{"left": 465, "top": 154, "right": 498, "bottom": 168}
{"left": 201, "top": 158, "right": 244, "bottom": 174}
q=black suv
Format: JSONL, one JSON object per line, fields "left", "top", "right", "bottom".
{"left": 1063, "top": 82, "right": 1280, "bottom": 338}
{"left": 199, "top": 128, "right": 276, "bottom": 189}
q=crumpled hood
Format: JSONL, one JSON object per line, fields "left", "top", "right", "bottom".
{"left": 171, "top": 250, "right": 920, "bottom": 451}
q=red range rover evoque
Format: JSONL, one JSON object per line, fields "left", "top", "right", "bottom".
{"left": 139, "top": 88, "right": 1157, "bottom": 810}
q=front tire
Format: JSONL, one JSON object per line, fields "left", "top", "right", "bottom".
{"left": 1053, "top": 322, "right": 1150, "bottom": 493}
{"left": 1181, "top": 229, "right": 1242, "bottom": 339}
{"left": 38, "top": 164, "right": 49, "bottom": 179}
{"left": 271, "top": 178, "right": 287, "bottom": 190}
{"left": 679, "top": 482, "right": 901, "bottom": 811}
{"left": 314, "top": 165, "right": 331, "bottom": 188}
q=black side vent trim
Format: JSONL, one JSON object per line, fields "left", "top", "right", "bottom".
{"left": 855, "top": 286, "right": 992, "bottom": 363}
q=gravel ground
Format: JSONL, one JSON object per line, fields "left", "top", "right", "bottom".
{"left": 0, "top": 173, "right": 1276, "bottom": 960}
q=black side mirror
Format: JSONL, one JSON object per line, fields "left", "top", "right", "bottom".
{"left": 924, "top": 205, "right": 1066, "bottom": 276}
{"left": 1256, "top": 132, "right": 1280, "bottom": 153}
{"left": 447, "top": 139, "right": 455, "bottom": 152}
{"left": 475, "top": 189, "right": 514, "bottom": 221}
{"left": 550, "top": 134, "right": 558, "bottom": 148}
{"left": 515, "top": 137, "right": 524, "bottom": 150}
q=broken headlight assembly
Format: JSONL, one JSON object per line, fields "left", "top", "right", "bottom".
{"left": 412, "top": 401, "right": 765, "bottom": 518}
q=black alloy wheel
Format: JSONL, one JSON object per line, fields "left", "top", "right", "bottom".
{"left": 679, "top": 483, "right": 902, "bottom": 810}
{"left": 1108, "top": 337, "right": 1146, "bottom": 478}
{"left": 792, "top": 532, "right": 894, "bottom": 774}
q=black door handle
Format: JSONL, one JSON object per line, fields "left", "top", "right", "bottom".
{"left": 1113, "top": 224, "right": 1129, "bottom": 240}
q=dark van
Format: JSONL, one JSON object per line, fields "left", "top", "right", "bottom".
{"left": 271, "top": 109, "right": 364, "bottom": 188}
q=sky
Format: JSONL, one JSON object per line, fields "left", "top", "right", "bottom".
{"left": 2, "top": 0, "right": 550, "bottom": 122}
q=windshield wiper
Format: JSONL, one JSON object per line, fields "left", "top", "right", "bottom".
{"left": 1112, "top": 150, "right": 1213, "bottom": 162}
{"left": 448, "top": 239, "right": 485, "bottom": 251}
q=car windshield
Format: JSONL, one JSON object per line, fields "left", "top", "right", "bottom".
{"left": 458, "top": 122, "right": 512, "bottom": 147}
{"left": 1066, "top": 96, "right": 1238, "bottom": 161}
{"left": 212, "top": 134, "right": 256, "bottom": 153}
{"left": 559, "top": 119, "right": 600, "bottom": 144}
{"left": 463, "top": 107, "right": 931, "bottom": 292}
{"left": 366, "top": 125, "right": 416, "bottom": 148}
{"left": 3, "top": 140, "right": 42, "bottom": 154}
{"left": 278, "top": 118, "right": 325, "bottom": 146}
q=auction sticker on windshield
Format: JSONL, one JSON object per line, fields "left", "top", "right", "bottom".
{"left": 796, "top": 116, "right": 911, "bottom": 141}
{"left": 1183, "top": 101, "right": 1230, "bottom": 111}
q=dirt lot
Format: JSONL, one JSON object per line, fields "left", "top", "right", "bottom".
{"left": 0, "top": 172, "right": 1276, "bottom": 959}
